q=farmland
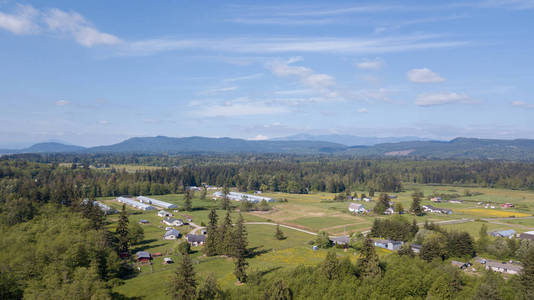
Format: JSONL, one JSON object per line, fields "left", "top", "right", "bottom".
{"left": 102, "top": 183, "right": 534, "bottom": 299}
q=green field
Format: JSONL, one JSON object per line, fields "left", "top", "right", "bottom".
{"left": 105, "top": 184, "right": 534, "bottom": 299}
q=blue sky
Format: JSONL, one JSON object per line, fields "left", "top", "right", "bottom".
{"left": 1, "top": 0, "right": 533, "bottom": 147}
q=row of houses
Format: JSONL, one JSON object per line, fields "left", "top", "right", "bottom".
{"left": 422, "top": 205, "right": 452, "bottom": 214}
{"left": 212, "top": 191, "right": 274, "bottom": 203}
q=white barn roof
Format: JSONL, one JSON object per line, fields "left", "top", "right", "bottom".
{"left": 137, "top": 196, "right": 178, "bottom": 209}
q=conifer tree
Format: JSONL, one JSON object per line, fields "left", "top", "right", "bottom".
{"left": 411, "top": 219, "right": 419, "bottom": 237}
{"left": 233, "top": 213, "right": 248, "bottom": 258}
{"left": 373, "top": 193, "right": 390, "bottom": 214}
{"left": 204, "top": 209, "right": 219, "bottom": 256}
{"left": 274, "top": 224, "right": 285, "bottom": 240}
{"left": 478, "top": 224, "right": 489, "bottom": 252}
{"left": 197, "top": 273, "right": 222, "bottom": 300}
{"left": 184, "top": 189, "right": 192, "bottom": 212}
{"left": 520, "top": 247, "right": 534, "bottom": 298}
{"left": 169, "top": 252, "right": 197, "bottom": 300}
{"left": 218, "top": 210, "right": 233, "bottom": 255}
{"left": 410, "top": 195, "right": 424, "bottom": 216}
{"left": 357, "top": 236, "right": 381, "bottom": 279}
{"left": 473, "top": 271, "right": 502, "bottom": 300}
{"left": 264, "top": 279, "right": 293, "bottom": 300}
{"left": 199, "top": 187, "right": 207, "bottom": 201}
{"left": 321, "top": 249, "right": 341, "bottom": 280}
{"left": 233, "top": 213, "right": 248, "bottom": 283}
{"left": 116, "top": 204, "right": 129, "bottom": 255}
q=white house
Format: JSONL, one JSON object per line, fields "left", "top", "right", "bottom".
{"left": 163, "top": 229, "right": 181, "bottom": 240}
{"left": 363, "top": 197, "right": 372, "bottom": 202}
{"left": 348, "top": 203, "right": 367, "bottom": 213}
{"left": 158, "top": 210, "right": 173, "bottom": 217}
{"left": 384, "top": 207, "right": 395, "bottom": 215}
{"left": 163, "top": 217, "right": 183, "bottom": 227}
{"left": 484, "top": 260, "right": 522, "bottom": 274}
{"left": 186, "top": 234, "right": 206, "bottom": 246}
{"left": 374, "top": 239, "right": 403, "bottom": 250}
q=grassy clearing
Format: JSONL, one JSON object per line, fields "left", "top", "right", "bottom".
{"left": 455, "top": 208, "right": 531, "bottom": 218}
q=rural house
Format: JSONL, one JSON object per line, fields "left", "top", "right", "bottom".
{"left": 490, "top": 229, "right": 516, "bottom": 238}
{"left": 158, "top": 210, "right": 173, "bottom": 217}
{"left": 135, "top": 251, "right": 151, "bottom": 263}
{"left": 520, "top": 231, "right": 534, "bottom": 241}
{"left": 163, "top": 217, "right": 183, "bottom": 226}
{"left": 163, "top": 229, "right": 181, "bottom": 240}
{"left": 348, "top": 203, "right": 367, "bottom": 214}
{"left": 330, "top": 236, "right": 350, "bottom": 246}
{"left": 373, "top": 239, "right": 403, "bottom": 250}
{"left": 186, "top": 234, "right": 206, "bottom": 246}
{"left": 484, "top": 260, "right": 522, "bottom": 274}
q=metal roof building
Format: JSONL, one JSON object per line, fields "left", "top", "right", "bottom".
{"left": 117, "top": 197, "right": 156, "bottom": 210}
{"left": 212, "top": 191, "right": 274, "bottom": 203}
{"left": 137, "top": 196, "right": 178, "bottom": 209}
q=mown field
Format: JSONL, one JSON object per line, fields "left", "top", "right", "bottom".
{"left": 104, "top": 184, "right": 534, "bottom": 299}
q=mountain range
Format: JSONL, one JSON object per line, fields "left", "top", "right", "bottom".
{"left": 3, "top": 135, "right": 534, "bottom": 160}
{"left": 271, "top": 134, "right": 433, "bottom": 146}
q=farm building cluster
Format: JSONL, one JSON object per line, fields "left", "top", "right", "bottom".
{"left": 212, "top": 191, "right": 274, "bottom": 203}
{"left": 81, "top": 199, "right": 117, "bottom": 214}
{"left": 422, "top": 205, "right": 452, "bottom": 214}
{"left": 116, "top": 196, "right": 177, "bottom": 210}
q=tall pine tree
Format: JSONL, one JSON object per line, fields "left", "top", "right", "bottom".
{"left": 520, "top": 247, "right": 534, "bottom": 299}
{"left": 218, "top": 210, "right": 233, "bottom": 256}
{"left": 184, "top": 189, "right": 192, "bottom": 212}
{"left": 410, "top": 195, "right": 424, "bottom": 216}
{"left": 116, "top": 204, "right": 129, "bottom": 255}
{"left": 169, "top": 251, "right": 197, "bottom": 300}
{"left": 233, "top": 213, "right": 248, "bottom": 283}
{"left": 274, "top": 224, "right": 285, "bottom": 240}
{"left": 357, "top": 236, "right": 381, "bottom": 279}
{"left": 204, "top": 209, "right": 219, "bottom": 256}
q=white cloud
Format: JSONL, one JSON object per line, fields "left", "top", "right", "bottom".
{"left": 0, "top": 4, "right": 39, "bottom": 34}
{"left": 99, "top": 120, "right": 109, "bottom": 125}
{"left": 195, "top": 101, "right": 289, "bottom": 117}
{"left": 512, "top": 101, "right": 534, "bottom": 109}
{"left": 43, "top": 8, "right": 121, "bottom": 47}
{"left": 223, "top": 73, "right": 263, "bottom": 82}
{"left": 407, "top": 68, "right": 445, "bottom": 83}
{"left": 248, "top": 134, "right": 269, "bottom": 140}
{"left": 121, "top": 34, "right": 468, "bottom": 56}
{"left": 267, "top": 58, "right": 336, "bottom": 93}
{"left": 356, "top": 58, "right": 384, "bottom": 70}
{"left": 357, "top": 108, "right": 369, "bottom": 113}
{"left": 0, "top": 5, "right": 121, "bottom": 47}
{"left": 55, "top": 100, "right": 69, "bottom": 106}
{"left": 415, "top": 92, "right": 470, "bottom": 106}
{"left": 199, "top": 86, "right": 238, "bottom": 95}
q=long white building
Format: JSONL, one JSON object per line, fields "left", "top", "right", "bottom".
{"left": 137, "top": 196, "right": 178, "bottom": 209}
{"left": 212, "top": 191, "right": 274, "bottom": 203}
{"left": 117, "top": 197, "right": 156, "bottom": 210}
{"left": 82, "top": 199, "right": 117, "bottom": 214}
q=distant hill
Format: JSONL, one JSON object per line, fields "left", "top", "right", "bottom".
{"left": 272, "top": 134, "right": 432, "bottom": 146}
{"left": 87, "top": 136, "right": 347, "bottom": 154}
{"left": 0, "top": 142, "right": 86, "bottom": 154}
{"left": 4, "top": 136, "right": 534, "bottom": 160}
{"left": 346, "top": 137, "right": 534, "bottom": 160}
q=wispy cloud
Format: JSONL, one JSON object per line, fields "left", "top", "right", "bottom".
{"left": 194, "top": 99, "right": 289, "bottom": 117}
{"left": 356, "top": 58, "right": 385, "bottom": 70}
{"left": 248, "top": 134, "right": 269, "bottom": 140}
{"left": 267, "top": 58, "right": 336, "bottom": 95}
{"left": 199, "top": 86, "right": 238, "bottom": 95}
{"left": 357, "top": 108, "right": 369, "bottom": 113}
{"left": 223, "top": 73, "right": 263, "bottom": 82}
{"left": 121, "top": 34, "right": 469, "bottom": 56}
{"left": 55, "top": 100, "right": 70, "bottom": 106}
{"left": 415, "top": 92, "right": 471, "bottom": 106}
{"left": 43, "top": 8, "right": 122, "bottom": 47}
{"left": 407, "top": 68, "right": 445, "bottom": 83}
{"left": 512, "top": 100, "right": 534, "bottom": 109}
{"left": 0, "top": 4, "right": 39, "bottom": 34}
{"left": 226, "top": 17, "right": 337, "bottom": 25}
{"left": 0, "top": 4, "right": 121, "bottom": 47}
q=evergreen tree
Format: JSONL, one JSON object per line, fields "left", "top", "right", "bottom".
{"left": 321, "top": 249, "right": 341, "bottom": 280}
{"left": 410, "top": 195, "right": 424, "bottom": 216}
{"left": 274, "top": 224, "right": 285, "bottom": 240}
{"left": 258, "top": 200, "right": 270, "bottom": 211}
{"left": 373, "top": 193, "right": 390, "bottom": 214}
{"left": 357, "top": 236, "right": 381, "bottom": 279}
{"left": 520, "top": 247, "right": 534, "bottom": 299}
{"left": 411, "top": 219, "right": 419, "bottom": 236}
{"left": 221, "top": 185, "right": 230, "bottom": 210}
{"left": 116, "top": 204, "right": 129, "bottom": 255}
{"left": 199, "top": 187, "right": 207, "bottom": 201}
{"left": 398, "top": 244, "right": 415, "bottom": 257}
{"left": 234, "top": 254, "right": 248, "bottom": 284}
{"left": 478, "top": 224, "right": 489, "bottom": 252}
{"left": 473, "top": 271, "right": 502, "bottom": 300}
{"left": 184, "top": 189, "right": 193, "bottom": 212}
{"left": 315, "top": 231, "right": 332, "bottom": 248}
{"left": 233, "top": 213, "right": 248, "bottom": 258}
{"left": 169, "top": 252, "right": 197, "bottom": 300}
{"left": 204, "top": 209, "right": 219, "bottom": 256}
{"left": 218, "top": 210, "right": 233, "bottom": 256}
{"left": 264, "top": 279, "right": 293, "bottom": 300}
{"left": 198, "top": 273, "right": 222, "bottom": 300}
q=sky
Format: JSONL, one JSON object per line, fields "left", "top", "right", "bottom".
{"left": 0, "top": 0, "right": 533, "bottom": 147}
